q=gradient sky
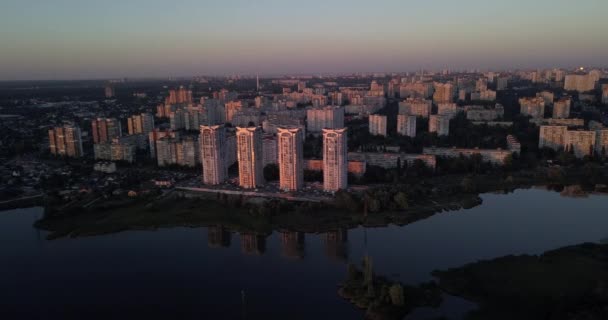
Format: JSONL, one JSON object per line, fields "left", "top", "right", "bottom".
{"left": 1, "top": 0, "right": 607, "bottom": 80}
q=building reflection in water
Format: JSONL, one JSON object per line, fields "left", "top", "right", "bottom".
{"left": 207, "top": 225, "right": 232, "bottom": 248}
{"left": 279, "top": 230, "right": 305, "bottom": 259}
{"left": 324, "top": 229, "right": 348, "bottom": 262}
{"left": 240, "top": 232, "right": 267, "bottom": 255}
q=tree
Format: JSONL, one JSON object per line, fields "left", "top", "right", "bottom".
{"left": 393, "top": 192, "right": 409, "bottom": 210}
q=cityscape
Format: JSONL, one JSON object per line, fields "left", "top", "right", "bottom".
{"left": 2, "top": 1, "right": 608, "bottom": 320}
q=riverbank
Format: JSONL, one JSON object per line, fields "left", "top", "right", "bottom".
{"left": 33, "top": 165, "right": 608, "bottom": 240}
{"left": 433, "top": 242, "right": 608, "bottom": 319}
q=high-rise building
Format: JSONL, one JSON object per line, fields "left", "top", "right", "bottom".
{"left": 539, "top": 125, "right": 567, "bottom": 151}
{"left": 496, "top": 77, "right": 509, "bottom": 90}
{"left": 397, "top": 114, "right": 417, "bottom": 137}
{"left": 48, "top": 125, "right": 83, "bottom": 158}
{"left": 306, "top": 106, "right": 345, "bottom": 133}
{"left": 602, "top": 84, "right": 608, "bottom": 104}
{"left": 553, "top": 98, "right": 571, "bottom": 119}
{"left": 262, "top": 135, "right": 278, "bottom": 167}
{"left": 432, "top": 82, "right": 455, "bottom": 103}
{"left": 92, "top": 117, "right": 122, "bottom": 144}
{"left": 156, "top": 136, "right": 200, "bottom": 168}
{"left": 398, "top": 98, "right": 432, "bottom": 118}
{"left": 278, "top": 127, "right": 304, "bottom": 191}
{"left": 429, "top": 115, "right": 450, "bottom": 136}
{"left": 437, "top": 103, "right": 459, "bottom": 119}
{"left": 127, "top": 113, "right": 155, "bottom": 135}
{"left": 225, "top": 100, "right": 243, "bottom": 123}
{"left": 323, "top": 128, "right": 348, "bottom": 192}
{"left": 165, "top": 86, "right": 193, "bottom": 104}
{"left": 200, "top": 125, "right": 227, "bottom": 185}
{"left": 564, "top": 74, "right": 597, "bottom": 92}
{"left": 236, "top": 127, "right": 265, "bottom": 189}
{"left": 566, "top": 130, "right": 596, "bottom": 158}
{"left": 148, "top": 129, "right": 179, "bottom": 158}
{"left": 519, "top": 97, "right": 546, "bottom": 118}
{"left": 368, "top": 114, "right": 387, "bottom": 137}
{"left": 595, "top": 129, "right": 608, "bottom": 156}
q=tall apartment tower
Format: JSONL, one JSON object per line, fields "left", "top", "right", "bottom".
{"left": 236, "top": 127, "right": 265, "bottom": 189}
{"left": 429, "top": 115, "right": 450, "bottom": 136}
{"left": 277, "top": 127, "right": 304, "bottom": 191}
{"left": 48, "top": 125, "right": 83, "bottom": 158}
{"left": 200, "top": 125, "right": 227, "bottom": 185}
{"left": 397, "top": 114, "right": 417, "bottom": 137}
{"left": 127, "top": 113, "right": 155, "bottom": 135}
{"left": 92, "top": 117, "right": 122, "bottom": 144}
{"left": 323, "top": 128, "right": 348, "bottom": 192}
{"left": 369, "top": 114, "right": 387, "bottom": 137}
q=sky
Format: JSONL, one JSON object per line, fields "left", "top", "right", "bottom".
{"left": 0, "top": 0, "right": 607, "bottom": 80}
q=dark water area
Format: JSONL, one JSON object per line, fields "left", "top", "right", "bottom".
{"left": 2, "top": 188, "right": 608, "bottom": 319}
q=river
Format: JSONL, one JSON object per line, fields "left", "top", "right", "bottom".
{"left": 2, "top": 187, "right": 608, "bottom": 319}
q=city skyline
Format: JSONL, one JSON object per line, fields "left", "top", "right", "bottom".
{"left": 1, "top": 0, "right": 607, "bottom": 80}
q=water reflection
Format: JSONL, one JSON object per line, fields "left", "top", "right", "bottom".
{"left": 279, "top": 231, "right": 305, "bottom": 259}
{"left": 207, "top": 225, "right": 231, "bottom": 248}
{"left": 240, "top": 232, "right": 267, "bottom": 255}
{"left": 325, "top": 229, "right": 349, "bottom": 261}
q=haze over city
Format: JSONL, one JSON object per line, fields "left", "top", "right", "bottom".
{"left": 1, "top": 0, "right": 607, "bottom": 80}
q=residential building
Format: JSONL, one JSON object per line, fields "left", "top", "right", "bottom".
{"left": 127, "top": 113, "right": 155, "bottom": 135}
{"left": 306, "top": 106, "right": 344, "bottom": 133}
{"left": 91, "top": 117, "right": 122, "bottom": 144}
{"left": 323, "top": 128, "right": 348, "bottom": 192}
{"left": 566, "top": 130, "right": 596, "bottom": 158}
{"left": 539, "top": 125, "right": 568, "bottom": 151}
{"left": 236, "top": 127, "right": 265, "bottom": 189}
{"left": 278, "top": 127, "right": 304, "bottom": 191}
{"left": 368, "top": 114, "right": 387, "bottom": 137}
{"left": 48, "top": 125, "right": 83, "bottom": 158}
{"left": 519, "top": 97, "right": 546, "bottom": 118}
{"left": 553, "top": 98, "right": 571, "bottom": 119}
{"left": 397, "top": 114, "right": 417, "bottom": 137}
{"left": 429, "top": 115, "right": 450, "bottom": 136}
{"left": 200, "top": 125, "right": 227, "bottom": 185}
{"left": 398, "top": 98, "right": 432, "bottom": 118}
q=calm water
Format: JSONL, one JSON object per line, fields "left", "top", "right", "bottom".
{"left": 2, "top": 188, "right": 608, "bottom": 319}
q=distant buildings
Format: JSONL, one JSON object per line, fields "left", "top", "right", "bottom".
{"left": 397, "top": 114, "right": 417, "bottom": 137}
{"left": 156, "top": 136, "right": 199, "bottom": 167}
{"left": 278, "top": 127, "right": 304, "bottom": 191}
{"left": 48, "top": 125, "right": 83, "bottom": 158}
{"left": 602, "top": 84, "right": 608, "bottom": 104}
{"left": 429, "top": 115, "right": 450, "bottom": 136}
{"left": 306, "top": 106, "right": 344, "bottom": 133}
{"left": 322, "top": 128, "right": 348, "bottom": 192}
{"left": 423, "top": 147, "right": 512, "bottom": 165}
{"left": 566, "top": 130, "right": 596, "bottom": 158}
{"left": 91, "top": 117, "right": 122, "bottom": 144}
{"left": 165, "top": 86, "right": 193, "bottom": 104}
{"left": 236, "top": 127, "right": 264, "bottom": 189}
{"left": 93, "top": 138, "right": 136, "bottom": 163}
{"left": 368, "top": 114, "right": 387, "bottom": 137}
{"left": 437, "top": 103, "right": 459, "bottom": 119}
{"left": 506, "top": 135, "right": 521, "bottom": 154}
{"left": 539, "top": 125, "right": 568, "bottom": 151}
{"left": 262, "top": 135, "right": 278, "bottom": 167}
{"left": 432, "top": 82, "right": 455, "bottom": 103}
{"left": 398, "top": 98, "right": 432, "bottom": 118}
{"left": 200, "top": 125, "right": 227, "bottom": 185}
{"left": 127, "top": 113, "right": 154, "bottom": 135}
{"left": 496, "top": 77, "right": 508, "bottom": 90}
{"left": 465, "top": 104, "right": 504, "bottom": 121}
{"left": 564, "top": 74, "right": 597, "bottom": 92}
{"left": 552, "top": 98, "right": 571, "bottom": 119}
{"left": 519, "top": 97, "right": 545, "bottom": 118}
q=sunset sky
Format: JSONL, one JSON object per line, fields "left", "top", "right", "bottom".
{"left": 1, "top": 0, "right": 606, "bottom": 80}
